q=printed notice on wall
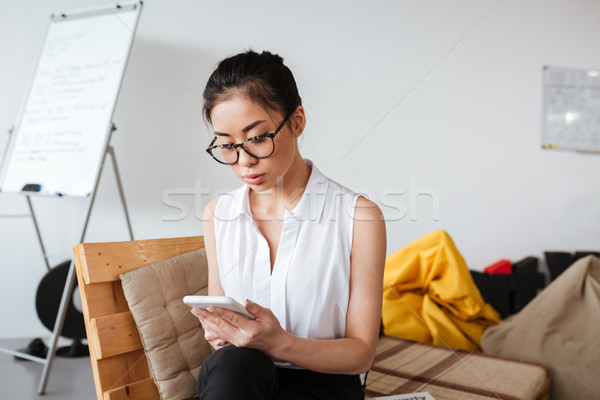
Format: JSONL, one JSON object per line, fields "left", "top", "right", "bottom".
{"left": 542, "top": 66, "right": 600, "bottom": 152}
{"left": 369, "top": 392, "right": 436, "bottom": 400}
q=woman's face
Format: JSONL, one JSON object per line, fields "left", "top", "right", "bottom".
{"left": 209, "top": 93, "right": 303, "bottom": 192}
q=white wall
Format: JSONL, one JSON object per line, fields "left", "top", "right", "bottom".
{"left": 1, "top": 0, "right": 599, "bottom": 339}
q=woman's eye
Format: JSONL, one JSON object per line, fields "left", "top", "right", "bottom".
{"left": 221, "top": 144, "right": 236, "bottom": 150}
{"left": 250, "top": 136, "right": 267, "bottom": 144}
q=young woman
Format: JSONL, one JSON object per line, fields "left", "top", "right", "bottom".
{"left": 192, "top": 50, "right": 386, "bottom": 400}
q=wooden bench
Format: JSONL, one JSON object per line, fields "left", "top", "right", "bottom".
{"left": 74, "top": 236, "right": 549, "bottom": 400}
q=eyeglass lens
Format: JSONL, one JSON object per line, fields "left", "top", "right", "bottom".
{"left": 214, "top": 136, "right": 274, "bottom": 164}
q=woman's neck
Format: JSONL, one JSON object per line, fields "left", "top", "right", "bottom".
{"left": 249, "top": 155, "right": 311, "bottom": 219}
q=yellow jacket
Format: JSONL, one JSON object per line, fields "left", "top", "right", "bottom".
{"left": 382, "top": 230, "right": 499, "bottom": 351}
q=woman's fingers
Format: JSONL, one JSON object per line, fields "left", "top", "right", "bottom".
{"left": 193, "top": 308, "right": 235, "bottom": 350}
{"left": 198, "top": 308, "right": 238, "bottom": 344}
{"left": 204, "top": 328, "right": 230, "bottom": 349}
{"left": 206, "top": 337, "right": 229, "bottom": 350}
{"left": 194, "top": 305, "right": 280, "bottom": 350}
{"left": 207, "top": 306, "right": 252, "bottom": 328}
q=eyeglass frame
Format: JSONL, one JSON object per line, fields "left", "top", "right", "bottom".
{"left": 206, "top": 114, "right": 291, "bottom": 165}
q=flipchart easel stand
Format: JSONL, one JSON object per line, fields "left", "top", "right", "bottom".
{"left": 0, "top": 123, "right": 134, "bottom": 394}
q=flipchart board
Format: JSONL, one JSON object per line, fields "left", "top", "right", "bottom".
{"left": 0, "top": 2, "right": 142, "bottom": 197}
{"left": 542, "top": 65, "right": 600, "bottom": 152}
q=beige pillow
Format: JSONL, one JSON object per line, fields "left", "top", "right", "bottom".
{"left": 120, "top": 248, "right": 213, "bottom": 400}
{"left": 482, "top": 256, "right": 600, "bottom": 400}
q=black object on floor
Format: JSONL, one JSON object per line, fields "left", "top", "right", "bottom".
{"left": 470, "top": 271, "right": 512, "bottom": 319}
{"left": 56, "top": 337, "right": 89, "bottom": 357}
{"left": 574, "top": 251, "right": 600, "bottom": 261}
{"left": 544, "top": 252, "right": 575, "bottom": 281}
{"left": 471, "top": 256, "right": 546, "bottom": 319}
{"left": 545, "top": 251, "right": 600, "bottom": 282}
{"left": 512, "top": 257, "right": 542, "bottom": 313}
{"left": 35, "top": 260, "right": 89, "bottom": 358}
{"left": 14, "top": 338, "right": 48, "bottom": 361}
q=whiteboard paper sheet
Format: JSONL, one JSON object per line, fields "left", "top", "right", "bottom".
{"left": 0, "top": 3, "right": 140, "bottom": 196}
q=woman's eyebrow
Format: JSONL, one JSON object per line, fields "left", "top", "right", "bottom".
{"left": 214, "top": 120, "right": 267, "bottom": 136}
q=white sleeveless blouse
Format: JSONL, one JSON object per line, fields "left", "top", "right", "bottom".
{"left": 213, "top": 160, "right": 359, "bottom": 367}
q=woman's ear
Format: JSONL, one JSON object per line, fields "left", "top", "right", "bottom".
{"left": 291, "top": 106, "right": 306, "bottom": 138}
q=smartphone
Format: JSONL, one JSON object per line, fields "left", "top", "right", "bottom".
{"left": 183, "top": 295, "right": 255, "bottom": 319}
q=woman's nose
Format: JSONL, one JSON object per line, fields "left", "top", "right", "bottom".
{"left": 237, "top": 147, "right": 258, "bottom": 167}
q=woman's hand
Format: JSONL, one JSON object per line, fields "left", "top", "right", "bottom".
{"left": 191, "top": 308, "right": 230, "bottom": 350}
{"left": 191, "top": 300, "right": 288, "bottom": 357}
{"left": 199, "top": 320, "right": 231, "bottom": 350}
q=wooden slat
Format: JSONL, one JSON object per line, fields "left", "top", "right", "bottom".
{"left": 103, "top": 377, "right": 160, "bottom": 400}
{"left": 75, "top": 236, "right": 205, "bottom": 284}
{"left": 91, "top": 311, "right": 143, "bottom": 359}
{"left": 126, "top": 349, "right": 153, "bottom": 383}
{"left": 74, "top": 244, "right": 106, "bottom": 400}
{"left": 83, "top": 281, "right": 130, "bottom": 319}
{"left": 96, "top": 350, "right": 151, "bottom": 394}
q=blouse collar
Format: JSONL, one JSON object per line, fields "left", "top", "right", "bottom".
{"left": 231, "top": 159, "right": 328, "bottom": 221}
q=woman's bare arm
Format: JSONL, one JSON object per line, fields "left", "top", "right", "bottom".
{"left": 203, "top": 197, "right": 225, "bottom": 297}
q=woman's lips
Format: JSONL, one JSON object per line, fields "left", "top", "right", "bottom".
{"left": 243, "top": 174, "right": 265, "bottom": 185}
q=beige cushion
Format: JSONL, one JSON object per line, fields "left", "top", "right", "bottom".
{"left": 120, "top": 248, "right": 213, "bottom": 400}
{"left": 482, "top": 255, "right": 600, "bottom": 400}
{"left": 367, "top": 336, "right": 549, "bottom": 399}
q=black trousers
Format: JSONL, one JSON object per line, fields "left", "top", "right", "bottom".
{"left": 197, "top": 346, "right": 364, "bottom": 400}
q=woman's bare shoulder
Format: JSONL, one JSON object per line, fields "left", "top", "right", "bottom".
{"left": 354, "top": 195, "right": 384, "bottom": 222}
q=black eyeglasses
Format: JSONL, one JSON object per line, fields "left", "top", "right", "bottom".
{"left": 206, "top": 116, "right": 290, "bottom": 165}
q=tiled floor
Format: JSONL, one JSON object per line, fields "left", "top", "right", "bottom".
{"left": 0, "top": 338, "right": 96, "bottom": 399}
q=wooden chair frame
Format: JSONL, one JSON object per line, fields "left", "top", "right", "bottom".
{"left": 73, "top": 236, "right": 204, "bottom": 400}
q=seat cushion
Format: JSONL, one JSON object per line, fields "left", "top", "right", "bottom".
{"left": 366, "top": 336, "right": 549, "bottom": 400}
{"left": 120, "top": 248, "right": 213, "bottom": 400}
